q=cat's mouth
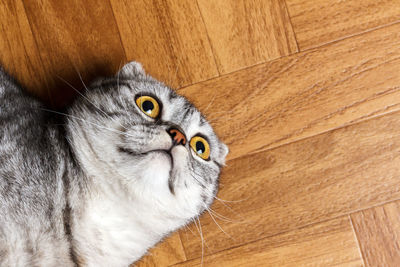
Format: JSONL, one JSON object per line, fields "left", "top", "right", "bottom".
{"left": 118, "top": 147, "right": 172, "bottom": 161}
{"left": 119, "top": 147, "right": 174, "bottom": 169}
{"left": 118, "top": 146, "right": 175, "bottom": 190}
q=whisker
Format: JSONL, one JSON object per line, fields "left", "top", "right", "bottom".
{"left": 209, "top": 206, "right": 247, "bottom": 224}
{"left": 194, "top": 217, "right": 205, "bottom": 267}
{"left": 197, "top": 187, "right": 247, "bottom": 223}
{"left": 72, "top": 66, "right": 89, "bottom": 92}
{"left": 214, "top": 197, "right": 233, "bottom": 209}
{"left": 212, "top": 198, "right": 243, "bottom": 220}
{"left": 214, "top": 196, "right": 248, "bottom": 203}
{"left": 208, "top": 206, "right": 235, "bottom": 220}
{"left": 203, "top": 93, "right": 217, "bottom": 113}
{"left": 205, "top": 198, "right": 244, "bottom": 223}
{"left": 173, "top": 62, "right": 180, "bottom": 87}
{"left": 183, "top": 224, "right": 195, "bottom": 235}
{"left": 166, "top": 62, "right": 172, "bottom": 87}
{"left": 116, "top": 60, "right": 125, "bottom": 88}
{"left": 193, "top": 218, "right": 211, "bottom": 253}
{"left": 189, "top": 173, "right": 208, "bottom": 188}
{"left": 207, "top": 211, "right": 239, "bottom": 223}
{"left": 186, "top": 173, "right": 244, "bottom": 224}
{"left": 206, "top": 207, "right": 235, "bottom": 241}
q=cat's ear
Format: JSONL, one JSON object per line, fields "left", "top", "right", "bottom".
{"left": 219, "top": 143, "right": 229, "bottom": 165}
{"left": 117, "top": 61, "right": 146, "bottom": 79}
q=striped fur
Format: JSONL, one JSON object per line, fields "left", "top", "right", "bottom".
{"left": 0, "top": 62, "right": 228, "bottom": 266}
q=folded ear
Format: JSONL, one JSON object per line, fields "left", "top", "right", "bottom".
{"left": 117, "top": 61, "right": 146, "bottom": 79}
{"left": 219, "top": 143, "right": 229, "bottom": 165}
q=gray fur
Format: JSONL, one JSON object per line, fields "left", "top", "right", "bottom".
{"left": 0, "top": 62, "right": 228, "bottom": 266}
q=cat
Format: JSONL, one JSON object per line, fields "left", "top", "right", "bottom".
{"left": 0, "top": 61, "right": 228, "bottom": 266}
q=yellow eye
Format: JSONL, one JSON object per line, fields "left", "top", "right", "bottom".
{"left": 190, "top": 136, "right": 210, "bottom": 160}
{"left": 135, "top": 96, "right": 160, "bottom": 118}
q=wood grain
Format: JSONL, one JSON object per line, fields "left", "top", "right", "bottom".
{"left": 180, "top": 110, "right": 400, "bottom": 259}
{"left": 351, "top": 201, "right": 400, "bottom": 266}
{"left": 3, "top": 1, "right": 400, "bottom": 265}
{"left": 22, "top": 0, "right": 126, "bottom": 107}
{"left": 179, "top": 22, "right": 400, "bottom": 161}
{"left": 197, "top": 0, "right": 297, "bottom": 74}
{"left": 174, "top": 217, "right": 362, "bottom": 267}
{"left": 110, "top": 0, "right": 218, "bottom": 88}
{"left": 286, "top": 0, "right": 400, "bottom": 50}
{"left": 0, "top": 0, "right": 48, "bottom": 97}
{"left": 134, "top": 233, "right": 186, "bottom": 267}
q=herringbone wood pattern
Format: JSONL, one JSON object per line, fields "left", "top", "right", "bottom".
{"left": 1, "top": 0, "right": 400, "bottom": 266}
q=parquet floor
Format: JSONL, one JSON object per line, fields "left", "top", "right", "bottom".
{"left": 1, "top": 0, "right": 400, "bottom": 266}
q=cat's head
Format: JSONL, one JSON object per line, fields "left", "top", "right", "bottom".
{"left": 67, "top": 61, "right": 228, "bottom": 222}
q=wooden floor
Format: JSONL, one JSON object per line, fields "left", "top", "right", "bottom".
{"left": 1, "top": 0, "right": 400, "bottom": 266}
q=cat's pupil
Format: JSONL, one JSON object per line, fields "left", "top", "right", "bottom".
{"left": 142, "top": 100, "right": 154, "bottom": 113}
{"left": 196, "top": 141, "right": 205, "bottom": 154}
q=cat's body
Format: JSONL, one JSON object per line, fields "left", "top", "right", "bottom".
{"left": 0, "top": 62, "right": 228, "bottom": 266}
{"left": 0, "top": 69, "right": 74, "bottom": 266}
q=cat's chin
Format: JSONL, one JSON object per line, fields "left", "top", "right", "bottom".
{"left": 141, "top": 150, "right": 173, "bottom": 184}
{"left": 148, "top": 150, "right": 173, "bottom": 169}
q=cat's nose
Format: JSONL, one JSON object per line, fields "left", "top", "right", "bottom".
{"left": 167, "top": 128, "right": 186, "bottom": 146}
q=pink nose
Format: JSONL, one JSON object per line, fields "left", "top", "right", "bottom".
{"left": 168, "top": 128, "right": 186, "bottom": 145}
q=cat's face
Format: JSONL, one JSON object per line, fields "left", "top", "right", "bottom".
{"left": 68, "top": 62, "right": 228, "bottom": 222}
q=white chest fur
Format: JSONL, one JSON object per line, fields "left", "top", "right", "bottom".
{"left": 71, "top": 186, "right": 184, "bottom": 267}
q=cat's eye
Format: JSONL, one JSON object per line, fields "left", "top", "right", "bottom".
{"left": 190, "top": 136, "right": 210, "bottom": 160}
{"left": 135, "top": 96, "right": 160, "bottom": 118}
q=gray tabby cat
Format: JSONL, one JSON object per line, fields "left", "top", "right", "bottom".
{"left": 0, "top": 61, "right": 228, "bottom": 266}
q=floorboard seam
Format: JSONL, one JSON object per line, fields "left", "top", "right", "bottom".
{"left": 349, "top": 214, "right": 367, "bottom": 267}
{"left": 182, "top": 197, "right": 400, "bottom": 262}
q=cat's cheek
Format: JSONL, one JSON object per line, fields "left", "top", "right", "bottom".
{"left": 122, "top": 126, "right": 172, "bottom": 154}
{"left": 175, "top": 185, "right": 206, "bottom": 218}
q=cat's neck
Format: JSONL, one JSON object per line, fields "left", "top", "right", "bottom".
{"left": 68, "top": 172, "right": 184, "bottom": 266}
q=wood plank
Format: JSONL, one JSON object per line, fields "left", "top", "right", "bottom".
{"left": 351, "top": 201, "right": 400, "bottom": 266}
{"left": 22, "top": 0, "right": 126, "bottom": 107}
{"left": 0, "top": 0, "right": 48, "bottom": 98}
{"left": 110, "top": 0, "right": 218, "bottom": 88}
{"left": 181, "top": 110, "right": 400, "bottom": 259}
{"left": 135, "top": 233, "right": 186, "bottom": 267}
{"left": 179, "top": 22, "right": 400, "bottom": 161}
{"left": 174, "top": 217, "right": 363, "bottom": 267}
{"left": 286, "top": 0, "right": 400, "bottom": 50}
{"left": 197, "top": 0, "right": 297, "bottom": 74}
